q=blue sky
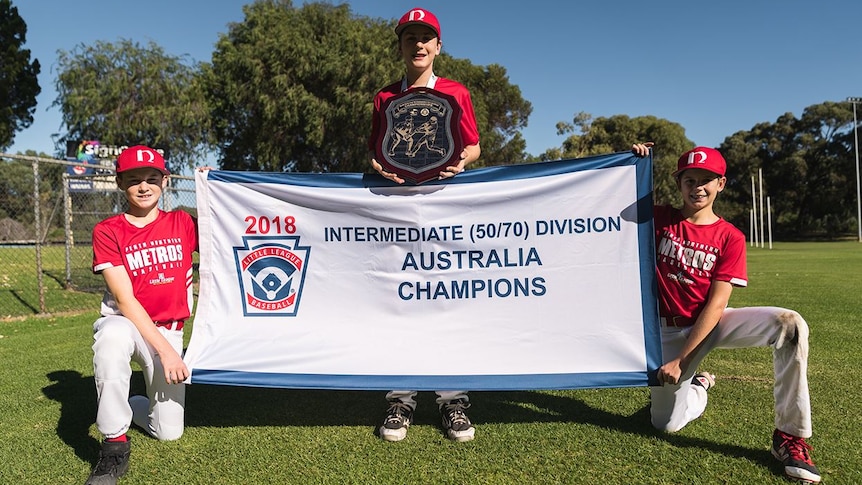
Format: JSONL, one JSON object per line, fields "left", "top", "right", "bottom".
{"left": 9, "top": 0, "right": 862, "bottom": 159}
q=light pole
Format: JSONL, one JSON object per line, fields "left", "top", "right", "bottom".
{"left": 848, "top": 97, "right": 862, "bottom": 242}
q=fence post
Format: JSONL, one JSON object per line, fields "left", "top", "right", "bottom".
{"left": 32, "top": 159, "right": 46, "bottom": 313}
{"left": 163, "top": 178, "right": 173, "bottom": 211}
{"left": 63, "top": 172, "right": 73, "bottom": 289}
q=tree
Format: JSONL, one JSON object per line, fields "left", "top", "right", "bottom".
{"left": 434, "top": 58, "right": 532, "bottom": 166}
{"left": 53, "top": 40, "right": 211, "bottom": 171}
{"left": 541, "top": 112, "right": 693, "bottom": 205}
{"left": 718, "top": 101, "right": 857, "bottom": 237}
{"left": 0, "top": 0, "right": 41, "bottom": 151}
{"left": 204, "top": 0, "right": 532, "bottom": 172}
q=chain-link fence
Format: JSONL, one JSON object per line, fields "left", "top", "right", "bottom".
{"left": 0, "top": 153, "right": 197, "bottom": 318}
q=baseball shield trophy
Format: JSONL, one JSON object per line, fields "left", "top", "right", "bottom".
{"left": 374, "top": 88, "right": 464, "bottom": 184}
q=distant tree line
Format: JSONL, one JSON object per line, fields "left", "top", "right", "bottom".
{"left": 2, "top": 0, "right": 859, "bottom": 239}
{"left": 536, "top": 104, "right": 859, "bottom": 238}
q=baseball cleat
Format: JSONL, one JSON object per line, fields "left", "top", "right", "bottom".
{"left": 86, "top": 438, "right": 131, "bottom": 485}
{"left": 771, "top": 429, "right": 821, "bottom": 483}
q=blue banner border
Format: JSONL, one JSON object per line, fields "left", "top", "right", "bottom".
{"left": 191, "top": 369, "right": 650, "bottom": 390}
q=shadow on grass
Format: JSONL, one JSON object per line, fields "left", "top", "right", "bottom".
{"left": 183, "top": 385, "right": 777, "bottom": 472}
{"left": 42, "top": 268, "right": 66, "bottom": 288}
{"left": 1, "top": 289, "right": 39, "bottom": 315}
{"left": 41, "top": 370, "right": 99, "bottom": 464}
{"left": 40, "top": 369, "right": 162, "bottom": 465}
{"left": 41, "top": 372, "right": 780, "bottom": 477}
{"left": 184, "top": 385, "right": 384, "bottom": 428}
{"left": 480, "top": 390, "right": 778, "bottom": 473}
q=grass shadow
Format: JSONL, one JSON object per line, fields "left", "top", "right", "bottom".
{"left": 41, "top": 373, "right": 781, "bottom": 477}
{"left": 184, "top": 385, "right": 386, "bottom": 428}
{"left": 479, "top": 390, "right": 778, "bottom": 473}
{"left": 41, "top": 370, "right": 100, "bottom": 464}
{"left": 184, "top": 385, "right": 777, "bottom": 473}
{"left": 2, "top": 289, "right": 38, "bottom": 314}
{"left": 41, "top": 268, "right": 66, "bottom": 288}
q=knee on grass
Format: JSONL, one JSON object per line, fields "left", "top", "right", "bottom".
{"left": 154, "top": 427, "right": 184, "bottom": 441}
{"left": 651, "top": 419, "right": 685, "bottom": 433}
{"left": 145, "top": 423, "right": 183, "bottom": 441}
{"left": 649, "top": 409, "right": 686, "bottom": 433}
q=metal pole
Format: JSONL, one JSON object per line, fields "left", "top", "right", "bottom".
{"left": 767, "top": 196, "right": 773, "bottom": 250}
{"left": 750, "top": 209, "right": 755, "bottom": 246}
{"left": 849, "top": 97, "right": 862, "bottom": 243}
{"left": 62, "top": 173, "right": 73, "bottom": 289}
{"left": 758, "top": 168, "right": 765, "bottom": 248}
{"left": 32, "top": 160, "right": 45, "bottom": 313}
{"left": 751, "top": 176, "right": 758, "bottom": 246}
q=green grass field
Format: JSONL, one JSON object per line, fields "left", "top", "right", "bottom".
{"left": 1, "top": 242, "right": 859, "bottom": 484}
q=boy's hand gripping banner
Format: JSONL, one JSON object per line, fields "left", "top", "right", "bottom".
{"left": 185, "top": 153, "right": 661, "bottom": 389}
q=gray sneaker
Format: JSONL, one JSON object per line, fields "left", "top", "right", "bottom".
{"left": 441, "top": 399, "right": 475, "bottom": 442}
{"left": 379, "top": 400, "right": 414, "bottom": 442}
{"left": 85, "top": 439, "right": 131, "bottom": 485}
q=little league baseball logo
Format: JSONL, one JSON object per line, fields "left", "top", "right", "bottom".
{"left": 233, "top": 236, "right": 311, "bottom": 317}
{"left": 375, "top": 87, "right": 463, "bottom": 184}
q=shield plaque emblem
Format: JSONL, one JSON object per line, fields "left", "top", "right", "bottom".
{"left": 374, "top": 88, "right": 463, "bottom": 184}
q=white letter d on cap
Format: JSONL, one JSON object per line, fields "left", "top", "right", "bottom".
{"left": 136, "top": 149, "right": 155, "bottom": 164}
{"left": 687, "top": 150, "right": 707, "bottom": 167}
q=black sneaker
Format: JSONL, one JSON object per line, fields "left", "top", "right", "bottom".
{"left": 440, "top": 399, "right": 475, "bottom": 442}
{"left": 86, "top": 439, "right": 131, "bottom": 485}
{"left": 771, "top": 429, "right": 821, "bottom": 483}
{"left": 379, "top": 400, "right": 414, "bottom": 442}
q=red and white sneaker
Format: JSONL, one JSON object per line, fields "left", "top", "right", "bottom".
{"left": 771, "top": 429, "right": 821, "bottom": 483}
{"left": 691, "top": 372, "right": 715, "bottom": 391}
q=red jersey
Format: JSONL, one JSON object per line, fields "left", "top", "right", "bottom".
{"left": 368, "top": 76, "right": 480, "bottom": 152}
{"left": 93, "top": 209, "right": 198, "bottom": 323}
{"left": 654, "top": 205, "right": 747, "bottom": 322}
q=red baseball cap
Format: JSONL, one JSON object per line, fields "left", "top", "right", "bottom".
{"left": 116, "top": 145, "right": 169, "bottom": 174}
{"left": 395, "top": 8, "right": 441, "bottom": 38}
{"left": 674, "top": 146, "right": 726, "bottom": 177}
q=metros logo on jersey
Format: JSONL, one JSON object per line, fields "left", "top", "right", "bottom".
{"left": 233, "top": 236, "right": 311, "bottom": 317}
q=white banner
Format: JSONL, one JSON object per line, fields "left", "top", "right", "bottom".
{"left": 185, "top": 152, "right": 662, "bottom": 389}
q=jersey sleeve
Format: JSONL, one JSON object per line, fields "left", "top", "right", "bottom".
{"left": 92, "top": 221, "right": 123, "bottom": 274}
{"left": 713, "top": 227, "right": 748, "bottom": 287}
{"left": 187, "top": 212, "right": 199, "bottom": 253}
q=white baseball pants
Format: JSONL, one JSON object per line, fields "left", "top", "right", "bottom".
{"left": 650, "top": 306, "right": 812, "bottom": 438}
{"left": 92, "top": 315, "right": 185, "bottom": 441}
